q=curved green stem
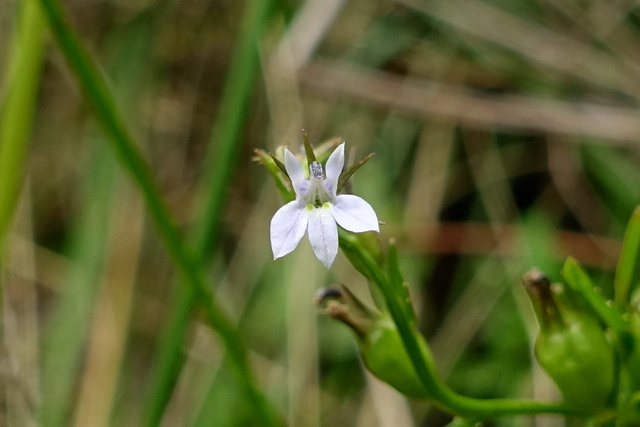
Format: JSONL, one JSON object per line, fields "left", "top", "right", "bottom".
{"left": 339, "top": 230, "right": 588, "bottom": 418}
{"left": 36, "top": 1, "right": 282, "bottom": 426}
{"left": 143, "top": 0, "right": 274, "bottom": 424}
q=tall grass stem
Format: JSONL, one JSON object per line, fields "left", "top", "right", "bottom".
{"left": 35, "top": 0, "right": 281, "bottom": 425}
{"left": 143, "top": 0, "right": 275, "bottom": 424}
{"left": 0, "top": 0, "right": 46, "bottom": 249}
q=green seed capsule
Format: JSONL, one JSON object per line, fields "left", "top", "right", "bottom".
{"left": 523, "top": 269, "right": 615, "bottom": 411}
{"left": 358, "top": 316, "right": 430, "bottom": 399}
{"left": 317, "top": 285, "right": 430, "bottom": 399}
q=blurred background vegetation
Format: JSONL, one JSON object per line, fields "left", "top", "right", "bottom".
{"left": 1, "top": 0, "right": 639, "bottom": 426}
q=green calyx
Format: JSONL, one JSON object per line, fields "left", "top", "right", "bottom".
{"left": 255, "top": 133, "right": 375, "bottom": 199}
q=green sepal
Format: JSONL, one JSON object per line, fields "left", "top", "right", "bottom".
{"left": 269, "top": 152, "right": 287, "bottom": 177}
{"left": 253, "top": 149, "right": 294, "bottom": 202}
{"left": 313, "top": 137, "right": 343, "bottom": 163}
{"left": 338, "top": 152, "right": 375, "bottom": 193}
{"left": 302, "top": 129, "right": 317, "bottom": 165}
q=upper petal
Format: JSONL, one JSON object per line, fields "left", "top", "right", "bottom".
{"left": 307, "top": 205, "right": 339, "bottom": 268}
{"left": 270, "top": 201, "right": 309, "bottom": 259}
{"left": 331, "top": 194, "right": 380, "bottom": 233}
{"left": 324, "top": 142, "right": 345, "bottom": 196}
{"left": 284, "top": 148, "right": 306, "bottom": 196}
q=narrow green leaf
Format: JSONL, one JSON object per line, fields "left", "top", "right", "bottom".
{"left": 252, "top": 150, "right": 293, "bottom": 202}
{"left": 615, "top": 206, "right": 640, "bottom": 306}
{"left": 36, "top": 1, "right": 282, "bottom": 426}
{"left": 338, "top": 152, "right": 375, "bottom": 193}
{"left": 268, "top": 152, "right": 288, "bottom": 177}
{"left": 41, "top": 9, "right": 157, "bottom": 426}
{"left": 313, "top": 136, "right": 343, "bottom": 163}
{"left": 41, "top": 145, "right": 116, "bottom": 427}
{"left": 141, "top": 0, "right": 281, "bottom": 424}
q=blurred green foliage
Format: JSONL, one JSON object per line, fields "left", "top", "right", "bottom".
{"left": 1, "top": 0, "right": 640, "bottom": 425}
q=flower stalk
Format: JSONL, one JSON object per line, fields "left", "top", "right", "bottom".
{"left": 261, "top": 135, "right": 591, "bottom": 420}
{"left": 337, "top": 231, "right": 585, "bottom": 417}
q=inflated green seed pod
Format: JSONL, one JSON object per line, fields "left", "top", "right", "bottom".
{"left": 357, "top": 316, "right": 431, "bottom": 399}
{"left": 523, "top": 269, "right": 615, "bottom": 411}
{"left": 317, "top": 285, "right": 430, "bottom": 399}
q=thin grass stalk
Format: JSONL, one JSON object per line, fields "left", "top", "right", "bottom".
{"left": 142, "top": 0, "right": 274, "bottom": 424}
{"left": 40, "top": 7, "right": 156, "bottom": 424}
{"left": 0, "top": 3, "right": 46, "bottom": 420}
{"left": 40, "top": 145, "right": 117, "bottom": 427}
{"left": 70, "top": 11, "right": 160, "bottom": 426}
{"left": 194, "top": 0, "right": 274, "bottom": 259}
{"left": 35, "top": 0, "right": 281, "bottom": 426}
{"left": 0, "top": 0, "right": 45, "bottom": 249}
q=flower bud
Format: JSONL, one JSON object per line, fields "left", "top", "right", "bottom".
{"left": 522, "top": 269, "right": 615, "bottom": 411}
{"left": 317, "top": 285, "right": 430, "bottom": 399}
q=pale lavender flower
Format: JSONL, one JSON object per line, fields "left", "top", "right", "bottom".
{"left": 270, "top": 143, "right": 379, "bottom": 268}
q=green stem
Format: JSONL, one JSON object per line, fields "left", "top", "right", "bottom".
{"left": 143, "top": 0, "right": 274, "bottom": 424}
{"left": 35, "top": 1, "right": 281, "bottom": 426}
{"left": 40, "top": 144, "right": 117, "bottom": 427}
{"left": 339, "top": 231, "right": 587, "bottom": 418}
{"left": 194, "top": 0, "right": 273, "bottom": 260}
{"left": 0, "top": 0, "right": 46, "bottom": 247}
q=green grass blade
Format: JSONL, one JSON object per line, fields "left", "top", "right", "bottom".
{"left": 40, "top": 144, "right": 117, "bottom": 427}
{"left": 0, "top": 0, "right": 46, "bottom": 246}
{"left": 35, "top": 1, "right": 282, "bottom": 426}
{"left": 614, "top": 206, "right": 640, "bottom": 307}
{"left": 194, "top": 0, "right": 274, "bottom": 258}
{"left": 142, "top": 1, "right": 275, "bottom": 424}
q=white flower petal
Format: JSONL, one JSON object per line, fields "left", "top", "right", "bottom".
{"left": 307, "top": 205, "right": 339, "bottom": 268}
{"left": 270, "top": 201, "right": 309, "bottom": 259}
{"left": 324, "top": 142, "right": 345, "bottom": 196}
{"left": 331, "top": 194, "right": 380, "bottom": 233}
{"left": 284, "top": 148, "right": 306, "bottom": 196}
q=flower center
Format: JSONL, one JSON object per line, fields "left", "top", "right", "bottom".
{"left": 310, "top": 161, "right": 324, "bottom": 179}
{"left": 301, "top": 161, "right": 334, "bottom": 208}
